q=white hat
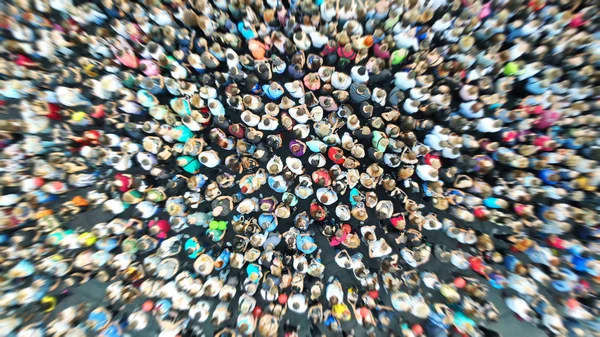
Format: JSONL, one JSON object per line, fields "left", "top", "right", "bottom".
{"left": 244, "top": 248, "right": 261, "bottom": 262}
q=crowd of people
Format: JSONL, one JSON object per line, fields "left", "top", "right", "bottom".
{"left": 0, "top": 0, "right": 599, "bottom": 336}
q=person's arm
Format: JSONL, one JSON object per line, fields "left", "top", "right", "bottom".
{"left": 376, "top": 305, "right": 394, "bottom": 311}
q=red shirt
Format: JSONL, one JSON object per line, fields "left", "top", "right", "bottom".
{"left": 149, "top": 219, "right": 170, "bottom": 239}
{"left": 547, "top": 236, "right": 567, "bottom": 250}
{"left": 570, "top": 14, "right": 586, "bottom": 28}
{"left": 15, "top": 54, "right": 36, "bottom": 68}
{"left": 502, "top": 131, "right": 518, "bottom": 144}
{"left": 310, "top": 202, "right": 326, "bottom": 221}
{"left": 533, "top": 136, "right": 554, "bottom": 151}
{"left": 390, "top": 214, "right": 405, "bottom": 230}
{"left": 115, "top": 174, "right": 132, "bottom": 193}
{"left": 91, "top": 105, "right": 106, "bottom": 119}
{"left": 468, "top": 256, "right": 487, "bottom": 276}
{"left": 312, "top": 169, "right": 332, "bottom": 186}
{"left": 45, "top": 103, "right": 62, "bottom": 120}
{"left": 328, "top": 147, "right": 345, "bottom": 165}
{"left": 473, "top": 207, "right": 487, "bottom": 220}
{"left": 424, "top": 153, "right": 440, "bottom": 166}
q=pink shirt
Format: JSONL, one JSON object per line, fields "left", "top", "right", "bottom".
{"left": 569, "top": 14, "right": 586, "bottom": 28}
{"left": 479, "top": 2, "right": 492, "bottom": 19}
{"left": 140, "top": 60, "right": 160, "bottom": 76}
{"left": 330, "top": 232, "right": 348, "bottom": 246}
{"left": 532, "top": 110, "right": 560, "bottom": 130}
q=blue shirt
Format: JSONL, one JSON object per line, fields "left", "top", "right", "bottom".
{"left": 570, "top": 254, "right": 591, "bottom": 272}
{"left": 483, "top": 197, "right": 504, "bottom": 209}
{"left": 262, "top": 85, "right": 284, "bottom": 100}
{"left": 237, "top": 23, "right": 257, "bottom": 40}
{"left": 539, "top": 169, "right": 559, "bottom": 185}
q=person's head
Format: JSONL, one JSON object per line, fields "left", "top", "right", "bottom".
{"left": 515, "top": 264, "right": 528, "bottom": 275}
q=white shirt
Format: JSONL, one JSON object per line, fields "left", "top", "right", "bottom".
{"left": 394, "top": 32, "right": 418, "bottom": 51}
{"left": 285, "top": 82, "right": 305, "bottom": 99}
{"left": 331, "top": 73, "right": 352, "bottom": 90}
{"left": 350, "top": 66, "right": 369, "bottom": 84}
{"left": 320, "top": 4, "right": 335, "bottom": 21}
{"left": 416, "top": 165, "right": 438, "bottom": 182}
{"left": 105, "top": 199, "right": 126, "bottom": 214}
{"left": 50, "top": 0, "right": 72, "bottom": 12}
{"left": 198, "top": 151, "right": 220, "bottom": 168}
{"left": 424, "top": 134, "right": 443, "bottom": 151}
{"left": 442, "top": 147, "right": 461, "bottom": 159}
{"left": 394, "top": 72, "right": 416, "bottom": 90}
{"left": 403, "top": 98, "right": 419, "bottom": 114}
{"left": 529, "top": 266, "right": 550, "bottom": 283}
{"left": 151, "top": 10, "right": 173, "bottom": 26}
{"left": 459, "top": 101, "right": 484, "bottom": 119}
{"left": 505, "top": 297, "right": 532, "bottom": 321}
{"left": 476, "top": 118, "right": 502, "bottom": 133}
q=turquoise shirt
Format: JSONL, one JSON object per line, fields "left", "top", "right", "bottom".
{"left": 170, "top": 98, "right": 192, "bottom": 116}
{"left": 137, "top": 90, "right": 156, "bottom": 108}
{"left": 174, "top": 125, "right": 194, "bottom": 142}
{"left": 178, "top": 156, "right": 201, "bottom": 174}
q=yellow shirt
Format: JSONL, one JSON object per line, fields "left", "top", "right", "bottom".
{"left": 71, "top": 111, "right": 87, "bottom": 122}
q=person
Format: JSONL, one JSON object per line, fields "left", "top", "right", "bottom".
{"left": 0, "top": 0, "right": 598, "bottom": 336}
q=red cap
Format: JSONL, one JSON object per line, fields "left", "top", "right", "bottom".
{"left": 142, "top": 301, "right": 154, "bottom": 312}
{"left": 278, "top": 293, "right": 288, "bottom": 305}
{"left": 412, "top": 324, "right": 423, "bottom": 335}
{"left": 342, "top": 224, "right": 352, "bottom": 234}
{"left": 566, "top": 298, "right": 579, "bottom": 309}
{"left": 454, "top": 277, "right": 467, "bottom": 289}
